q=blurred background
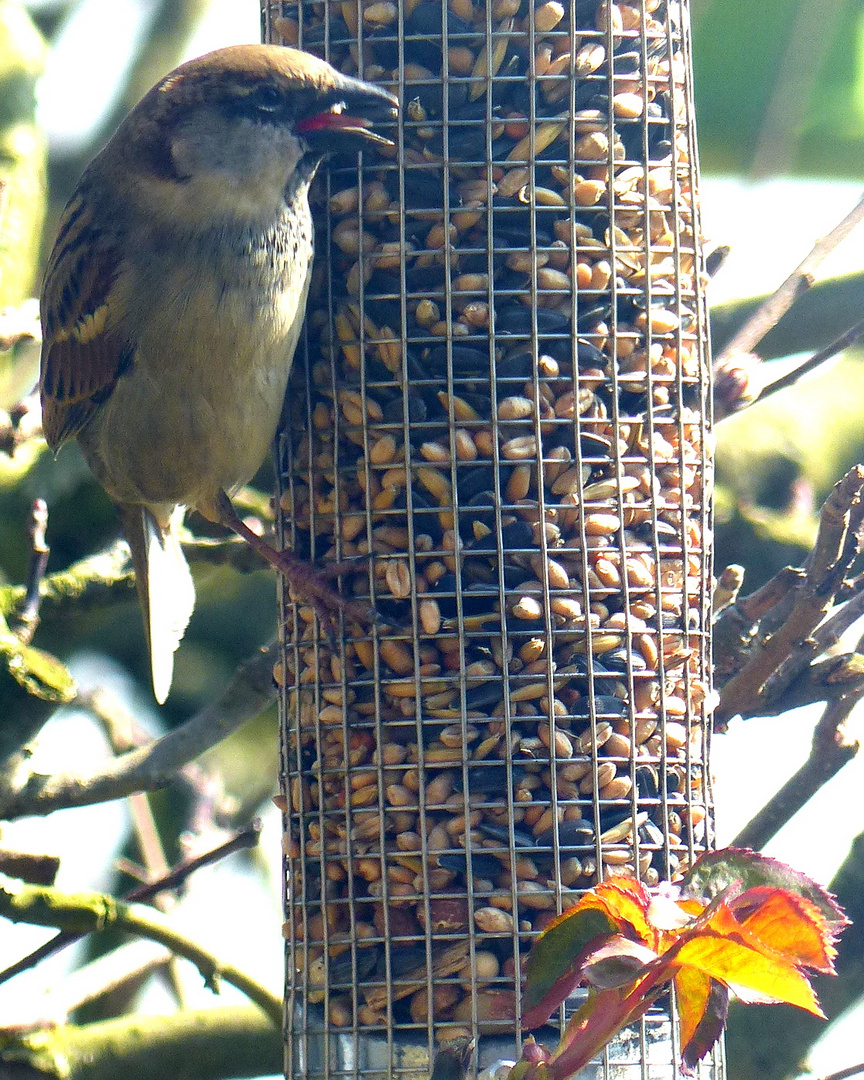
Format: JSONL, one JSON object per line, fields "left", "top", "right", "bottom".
{"left": 2, "top": 1, "right": 864, "bottom": 1077}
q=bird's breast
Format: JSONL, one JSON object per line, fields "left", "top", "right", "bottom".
{"left": 81, "top": 209, "right": 314, "bottom": 512}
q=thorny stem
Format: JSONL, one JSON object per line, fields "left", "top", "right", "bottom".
{"left": 535, "top": 966, "right": 669, "bottom": 1080}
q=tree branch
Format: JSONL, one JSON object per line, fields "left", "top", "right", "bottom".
{"left": 751, "top": 317, "right": 864, "bottom": 408}
{"left": 0, "top": 643, "right": 278, "bottom": 820}
{"left": 714, "top": 194, "right": 864, "bottom": 366}
{"left": 0, "top": 1005, "right": 280, "bottom": 1080}
{"left": 715, "top": 467, "right": 864, "bottom": 725}
{"left": 0, "top": 874, "right": 281, "bottom": 1025}
{"left": 1, "top": 939, "right": 174, "bottom": 1034}
{"left": 0, "top": 821, "right": 261, "bottom": 986}
{"left": 710, "top": 270, "right": 864, "bottom": 362}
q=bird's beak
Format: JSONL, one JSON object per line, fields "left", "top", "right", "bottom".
{"left": 298, "top": 79, "right": 398, "bottom": 150}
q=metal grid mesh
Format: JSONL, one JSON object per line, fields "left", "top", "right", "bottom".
{"left": 268, "top": 1, "right": 715, "bottom": 1077}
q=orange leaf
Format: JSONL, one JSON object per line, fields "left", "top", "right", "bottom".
{"left": 675, "top": 965, "right": 712, "bottom": 1051}
{"left": 673, "top": 935, "right": 824, "bottom": 1016}
{"left": 731, "top": 887, "right": 838, "bottom": 973}
{"left": 674, "top": 967, "right": 729, "bottom": 1074}
{"left": 591, "top": 877, "right": 658, "bottom": 950}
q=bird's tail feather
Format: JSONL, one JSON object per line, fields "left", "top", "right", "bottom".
{"left": 118, "top": 503, "right": 195, "bottom": 704}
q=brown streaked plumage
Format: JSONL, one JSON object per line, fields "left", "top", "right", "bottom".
{"left": 40, "top": 45, "right": 397, "bottom": 702}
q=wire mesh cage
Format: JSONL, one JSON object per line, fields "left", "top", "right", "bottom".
{"left": 269, "top": 1, "right": 716, "bottom": 1077}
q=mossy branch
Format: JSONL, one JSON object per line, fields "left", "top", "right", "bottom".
{"left": 0, "top": 1005, "right": 280, "bottom": 1080}
{"left": 0, "top": 873, "right": 281, "bottom": 1026}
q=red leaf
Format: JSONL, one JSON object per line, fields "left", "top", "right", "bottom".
{"left": 582, "top": 936, "right": 659, "bottom": 990}
{"left": 680, "top": 849, "right": 848, "bottom": 933}
{"left": 523, "top": 878, "right": 661, "bottom": 1029}
{"left": 591, "top": 878, "right": 659, "bottom": 949}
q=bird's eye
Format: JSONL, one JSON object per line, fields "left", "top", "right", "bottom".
{"left": 253, "top": 85, "right": 282, "bottom": 114}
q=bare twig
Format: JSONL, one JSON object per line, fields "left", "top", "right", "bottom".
{"left": 9, "top": 499, "right": 50, "bottom": 644}
{"left": 0, "top": 821, "right": 261, "bottom": 987}
{"left": 746, "top": 654, "right": 864, "bottom": 719}
{"left": 752, "top": 581, "right": 864, "bottom": 713}
{"left": 95, "top": 693, "right": 174, "bottom": 900}
{"left": 752, "top": 317, "right": 864, "bottom": 409}
{"left": 0, "top": 939, "right": 173, "bottom": 1034}
{"left": 821, "top": 1065, "right": 864, "bottom": 1080}
{"left": 0, "top": 640, "right": 278, "bottom": 819}
{"left": 714, "top": 190, "right": 864, "bottom": 367}
{"left": 0, "top": 849, "right": 59, "bottom": 886}
{"left": 80, "top": 686, "right": 233, "bottom": 823}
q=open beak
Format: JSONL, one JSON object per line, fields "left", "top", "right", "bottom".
{"left": 298, "top": 106, "right": 394, "bottom": 147}
{"left": 299, "top": 79, "right": 398, "bottom": 150}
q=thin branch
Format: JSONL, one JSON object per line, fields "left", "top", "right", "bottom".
{"left": 14, "top": 499, "right": 50, "bottom": 644}
{"left": 745, "top": 655, "right": 864, "bottom": 719}
{"left": 711, "top": 270, "right": 864, "bottom": 363}
{"left": 0, "top": 849, "right": 59, "bottom": 886}
{"left": 0, "top": 822, "right": 262, "bottom": 986}
{"left": 714, "top": 191, "right": 864, "bottom": 366}
{"left": 80, "top": 686, "right": 234, "bottom": 828}
{"left": 125, "top": 820, "right": 262, "bottom": 900}
{"left": 0, "top": 873, "right": 282, "bottom": 1025}
{"left": 822, "top": 1064, "right": 864, "bottom": 1080}
{"left": 1, "top": 939, "right": 173, "bottom": 1034}
{"left": 812, "top": 581, "right": 864, "bottom": 654}
{"left": 751, "top": 582, "right": 864, "bottom": 713}
{"left": 95, "top": 698, "right": 173, "bottom": 897}
{"left": 0, "top": 642, "right": 278, "bottom": 819}
{"left": 731, "top": 691, "right": 861, "bottom": 850}
{"left": 751, "top": 317, "right": 864, "bottom": 409}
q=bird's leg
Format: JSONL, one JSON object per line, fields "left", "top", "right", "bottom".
{"left": 215, "top": 490, "right": 375, "bottom": 634}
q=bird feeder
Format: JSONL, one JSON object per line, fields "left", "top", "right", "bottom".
{"left": 269, "top": 1, "right": 716, "bottom": 1077}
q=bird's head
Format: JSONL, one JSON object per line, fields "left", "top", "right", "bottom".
{"left": 106, "top": 44, "right": 398, "bottom": 224}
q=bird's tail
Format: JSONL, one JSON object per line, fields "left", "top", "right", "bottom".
{"left": 118, "top": 503, "right": 195, "bottom": 704}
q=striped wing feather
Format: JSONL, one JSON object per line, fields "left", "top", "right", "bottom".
{"left": 39, "top": 194, "right": 130, "bottom": 450}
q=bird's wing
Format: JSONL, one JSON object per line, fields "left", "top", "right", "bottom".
{"left": 39, "top": 192, "right": 133, "bottom": 450}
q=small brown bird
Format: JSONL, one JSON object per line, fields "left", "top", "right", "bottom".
{"left": 39, "top": 45, "right": 397, "bottom": 702}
